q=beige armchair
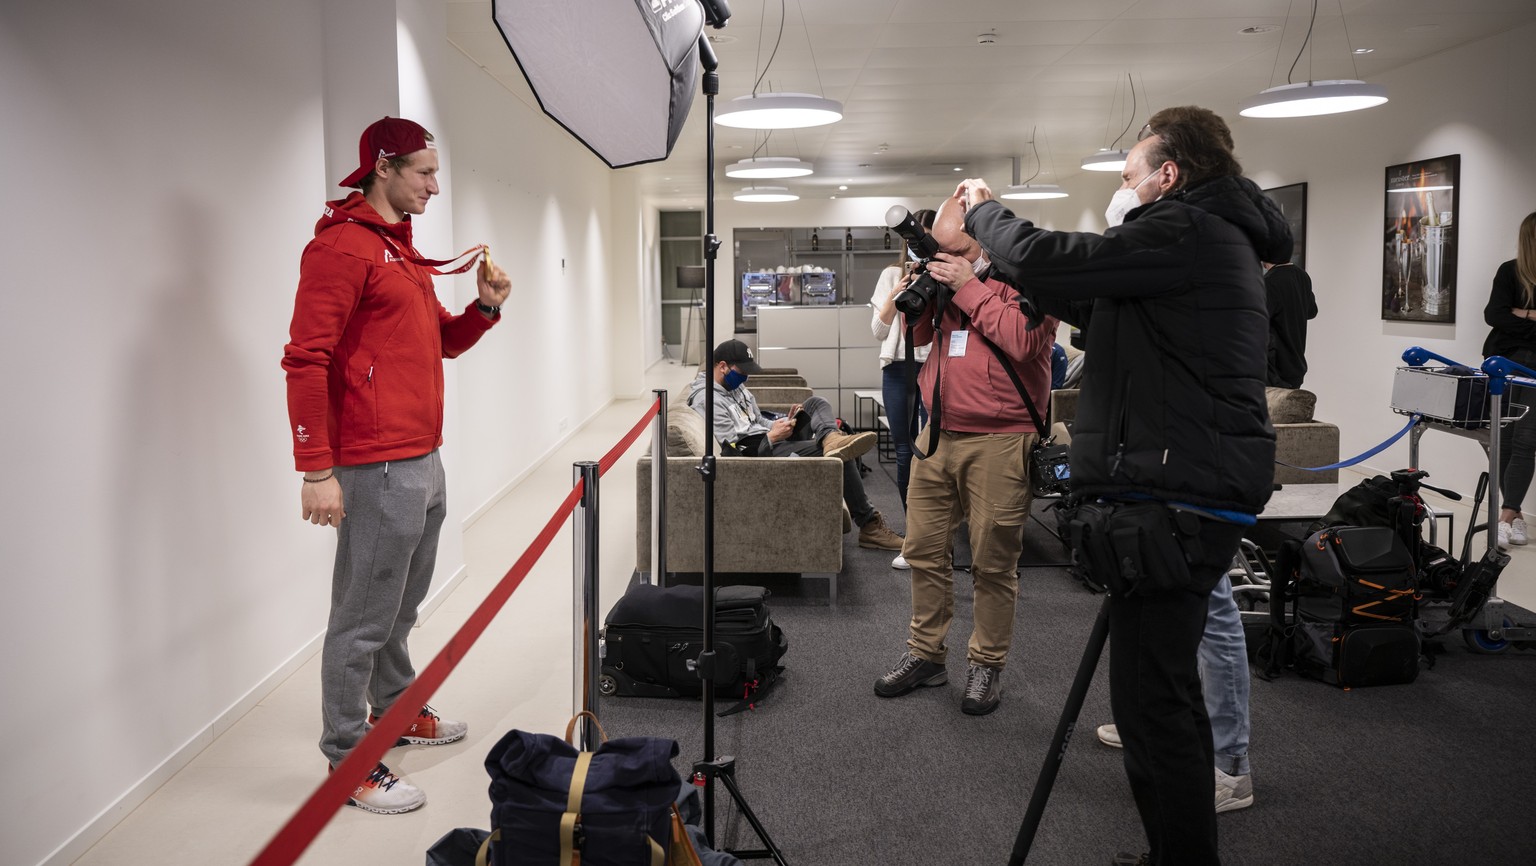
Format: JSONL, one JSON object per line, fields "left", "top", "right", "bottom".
{"left": 635, "top": 389, "right": 849, "bottom": 601}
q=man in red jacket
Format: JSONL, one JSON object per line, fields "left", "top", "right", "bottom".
{"left": 282, "top": 116, "right": 510, "bottom": 814}
{"left": 873, "top": 193, "right": 1057, "bottom": 716}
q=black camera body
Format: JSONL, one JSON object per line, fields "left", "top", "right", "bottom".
{"left": 886, "top": 206, "right": 950, "bottom": 317}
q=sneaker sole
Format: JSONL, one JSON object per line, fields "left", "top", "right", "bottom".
{"left": 1096, "top": 727, "right": 1123, "bottom": 748}
{"left": 1216, "top": 794, "right": 1254, "bottom": 814}
{"left": 395, "top": 730, "right": 467, "bottom": 746}
{"left": 961, "top": 699, "right": 1001, "bottom": 716}
{"left": 347, "top": 795, "right": 426, "bottom": 815}
{"left": 873, "top": 670, "right": 947, "bottom": 698}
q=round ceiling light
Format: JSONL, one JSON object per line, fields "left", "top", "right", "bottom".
{"left": 714, "top": 93, "right": 844, "bottom": 130}
{"left": 724, "top": 157, "right": 814, "bottom": 178}
{"left": 733, "top": 186, "right": 799, "bottom": 202}
{"left": 1000, "top": 184, "right": 1069, "bottom": 200}
{"left": 1080, "top": 148, "right": 1131, "bottom": 172}
{"left": 1238, "top": 80, "right": 1388, "bottom": 118}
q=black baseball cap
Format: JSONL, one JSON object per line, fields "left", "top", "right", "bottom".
{"left": 714, "top": 339, "right": 764, "bottom": 374}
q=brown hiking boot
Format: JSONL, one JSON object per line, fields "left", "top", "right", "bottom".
{"left": 858, "top": 511, "right": 904, "bottom": 550}
{"left": 822, "top": 430, "right": 877, "bottom": 461}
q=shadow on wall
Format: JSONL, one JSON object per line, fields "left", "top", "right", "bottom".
{"left": 107, "top": 192, "right": 270, "bottom": 740}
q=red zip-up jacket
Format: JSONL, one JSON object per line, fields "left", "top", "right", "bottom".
{"left": 282, "top": 192, "right": 496, "bottom": 471}
{"left": 908, "top": 267, "right": 1057, "bottom": 434}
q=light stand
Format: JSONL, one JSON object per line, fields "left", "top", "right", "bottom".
{"left": 677, "top": 265, "right": 707, "bottom": 366}
{"left": 688, "top": 8, "right": 787, "bottom": 862}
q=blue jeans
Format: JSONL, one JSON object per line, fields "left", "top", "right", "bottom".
{"left": 882, "top": 360, "right": 927, "bottom": 510}
{"left": 1199, "top": 575, "right": 1251, "bottom": 776}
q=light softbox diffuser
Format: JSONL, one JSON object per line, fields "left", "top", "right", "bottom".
{"left": 493, "top": 0, "right": 704, "bottom": 168}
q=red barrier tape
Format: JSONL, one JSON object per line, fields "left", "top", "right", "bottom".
{"left": 250, "top": 396, "right": 663, "bottom": 865}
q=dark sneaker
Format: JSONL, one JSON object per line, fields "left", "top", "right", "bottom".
{"left": 961, "top": 664, "right": 1002, "bottom": 715}
{"left": 874, "top": 652, "right": 947, "bottom": 698}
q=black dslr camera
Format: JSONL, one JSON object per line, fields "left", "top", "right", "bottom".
{"left": 886, "top": 206, "right": 948, "bottom": 317}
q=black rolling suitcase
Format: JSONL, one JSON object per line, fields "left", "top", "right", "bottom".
{"left": 600, "top": 583, "right": 787, "bottom": 714}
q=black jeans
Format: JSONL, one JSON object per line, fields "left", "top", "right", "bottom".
{"left": 1500, "top": 384, "right": 1536, "bottom": 512}
{"left": 1106, "top": 519, "right": 1245, "bottom": 866}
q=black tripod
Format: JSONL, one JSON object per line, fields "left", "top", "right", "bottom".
{"left": 688, "top": 10, "right": 787, "bottom": 863}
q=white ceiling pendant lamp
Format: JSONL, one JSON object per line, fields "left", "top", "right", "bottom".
{"left": 714, "top": 0, "right": 842, "bottom": 130}
{"left": 1081, "top": 73, "right": 1141, "bottom": 172}
{"left": 1239, "top": 0, "right": 1388, "bottom": 119}
{"left": 725, "top": 155, "right": 814, "bottom": 178}
{"left": 733, "top": 185, "right": 798, "bottom": 202}
{"left": 1002, "top": 130, "right": 1069, "bottom": 200}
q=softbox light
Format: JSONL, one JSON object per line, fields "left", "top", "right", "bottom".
{"left": 492, "top": 0, "right": 704, "bottom": 168}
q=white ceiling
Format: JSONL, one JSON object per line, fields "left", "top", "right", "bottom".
{"left": 448, "top": 0, "right": 1536, "bottom": 206}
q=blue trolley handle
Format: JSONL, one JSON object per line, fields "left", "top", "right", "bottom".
{"left": 1401, "top": 346, "right": 1469, "bottom": 369}
{"left": 1481, "top": 355, "right": 1536, "bottom": 398}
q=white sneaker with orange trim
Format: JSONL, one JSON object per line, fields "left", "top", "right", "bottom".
{"left": 345, "top": 762, "right": 426, "bottom": 815}
{"left": 369, "top": 704, "right": 468, "bottom": 746}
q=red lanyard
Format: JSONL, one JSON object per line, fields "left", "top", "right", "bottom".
{"left": 363, "top": 225, "right": 486, "bottom": 276}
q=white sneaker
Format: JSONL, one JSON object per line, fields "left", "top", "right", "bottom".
{"left": 1215, "top": 767, "right": 1254, "bottom": 813}
{"left": 370, "top": 704, "right": 468, "bottom": 746}
{"left": 346, "top": 762, "right": 426, "bottom": 815}
{"left": 1499, "top": 522, "right": 1513, "bottom": 549}
{"left": 1512, "top": 517, "right": 1529, "bottom": 545}
{"left": 1096, "top": 723, "right": 1122, "bottom": 748}
{"left": 892, "top": 554, "right": 911, "bottom": 569}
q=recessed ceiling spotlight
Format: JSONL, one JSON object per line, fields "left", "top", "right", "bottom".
{"left": 1240, "top": 24, "right": 1279, "bottom": 34}
{"left": 1353, "top": 47, "right": 1375, "bottom": 55}
{"left": 978, "top": 31, "right": 997, "bottom": 45}
{"left": 953, "top": 167, "right": 963, "bottom": 172}
{"left": 838, "top": 185, "right": 848, "bottom": 190}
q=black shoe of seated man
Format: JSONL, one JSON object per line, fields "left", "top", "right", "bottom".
{"left": 961, "top": 663, "right": 1002, "bottom": 715}
{"left": 874, "top": 652, "right": 947, "bottom": 698}
{"left": 1111, "top": 853, "right": 1149, "bottom": 866}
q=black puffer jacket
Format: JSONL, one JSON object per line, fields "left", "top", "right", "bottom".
{"left": 965, "top": 175, "right": 1292, "bottom": 514}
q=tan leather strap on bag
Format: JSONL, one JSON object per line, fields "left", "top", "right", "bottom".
{"left": 563, "top": 711, "right": 609, "bottom": 745}
{"left": 474, "top": 829, "right": 500, "bottom": 866}
{"left": 560, "top": 752, "right": 594, "bottom": 865}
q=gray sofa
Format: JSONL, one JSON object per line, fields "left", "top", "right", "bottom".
{"left": 1047, "top": 386, "right": 1340, "bottom": 485}
{"left": 635, "top": 386, "right": 850, "bottom": 601}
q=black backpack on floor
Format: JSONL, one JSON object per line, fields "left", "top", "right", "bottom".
{"left": 1261, "top": 526, "right": 1422, "bottom": 687}
{"left": 600, "top": 583, "right": 787, "bottom": 715}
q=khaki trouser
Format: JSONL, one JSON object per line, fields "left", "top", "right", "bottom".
{"left": 902, "top": 430, "right": 1034, "bottom": 668}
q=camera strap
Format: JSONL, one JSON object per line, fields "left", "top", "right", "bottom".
{"left": 979, "top": 334, "right": 1048, "bottom": 438}
{"left": 908, "top": 287, "right": 953, "bottom": 460}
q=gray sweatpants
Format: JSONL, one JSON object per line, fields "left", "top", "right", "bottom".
{"left": 319, "top": 450, "right": 446, "bottom": 766}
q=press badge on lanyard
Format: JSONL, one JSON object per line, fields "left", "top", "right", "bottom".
{"left": 949, "top": 329, "right": 969, "bottom": 357}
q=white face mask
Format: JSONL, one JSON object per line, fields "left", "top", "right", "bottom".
{"left": 1104, "top": 170, "right": 1162, "bottom": 228}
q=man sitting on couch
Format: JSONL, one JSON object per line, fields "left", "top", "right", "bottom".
{"left": 688, "top": 339, "right": 904, "bottom": 551}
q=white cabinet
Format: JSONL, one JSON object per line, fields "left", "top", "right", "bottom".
{"left": 756, "top": 306, "right": 881, "bottom": 418}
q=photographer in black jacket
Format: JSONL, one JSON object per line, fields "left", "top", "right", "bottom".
{"left": 958, "top": 106, "right": 1290, "bottom": 866}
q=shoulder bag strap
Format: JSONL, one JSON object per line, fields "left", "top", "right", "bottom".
{"left": 978, "top": 334, "right": 1048, "bottom": 437}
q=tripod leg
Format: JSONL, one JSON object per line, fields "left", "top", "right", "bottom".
{"left": 718, "top": 769, "right": 790, "bottom": 865}
{"left": 1008, "top": 593, "right": 1113, "bottom": 866}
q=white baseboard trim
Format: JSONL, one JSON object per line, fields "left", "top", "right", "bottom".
{"left": 420, "top": 563, "right": 469, "bottom": 623}
{"left": 39, "top": 629, "right": 326, "bottom": 866}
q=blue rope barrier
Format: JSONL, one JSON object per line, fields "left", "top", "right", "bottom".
{"left": 1277, "top": 412, "right": 1422, "bottom": 473}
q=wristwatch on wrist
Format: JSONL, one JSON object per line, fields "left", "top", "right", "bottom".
{"left": 476, "top": 300, "right": 501, "bottom": 315}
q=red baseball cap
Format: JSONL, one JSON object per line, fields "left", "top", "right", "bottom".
{"left": 338, "top": 117, "right": 434, "bottom": 188}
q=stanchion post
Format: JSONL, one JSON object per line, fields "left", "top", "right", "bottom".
{"left": 651, "top": 389, "right": 668, "bottom": 587}
{"left": 573, "top": 461, "right": 601, "bottom": 749}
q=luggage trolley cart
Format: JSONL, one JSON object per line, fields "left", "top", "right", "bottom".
{"left": 1394, "top": 347, "right": 1536, "bottom": 652}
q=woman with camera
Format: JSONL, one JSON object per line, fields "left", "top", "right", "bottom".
{"left": 1482, "top": 211, "right": 1536, "bottom": 548}
{"left": 870, "top": 208, "right": 936, "bottom": 568}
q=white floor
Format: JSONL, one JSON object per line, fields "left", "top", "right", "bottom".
{"left": 70, "top": 371, "right": 1536, "bottom": 865}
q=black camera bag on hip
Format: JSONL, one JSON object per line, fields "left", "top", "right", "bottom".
{"left": 1262, "top": 527, "right": 1421, "bottom": 688}
{"left": 600, "top": 583, "right": 787, "bottom": 715}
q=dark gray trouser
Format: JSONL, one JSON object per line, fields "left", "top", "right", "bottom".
{"left": 319, "top": 450, "right": 446, "bottom": 766}
{"left": 766, "top": 395, "right": 876, "bottom": 526}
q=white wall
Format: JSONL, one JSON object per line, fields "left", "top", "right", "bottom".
{"left": 1233, "top": 22, "right": 1536, "bottom": 495}
{"left": 0, "top": 1, "right": 645, "bottom": 863}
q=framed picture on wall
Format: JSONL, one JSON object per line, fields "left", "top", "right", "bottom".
{"left": 1382, "top": 154, "right": 1460, "bottom": 323}
{"left": 1262, "top": 183, "right": 1307, "bottom": 269}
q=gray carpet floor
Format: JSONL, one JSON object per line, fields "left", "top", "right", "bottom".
{"left": 598, "top": 458, "right": 1536, "bottom": 866}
